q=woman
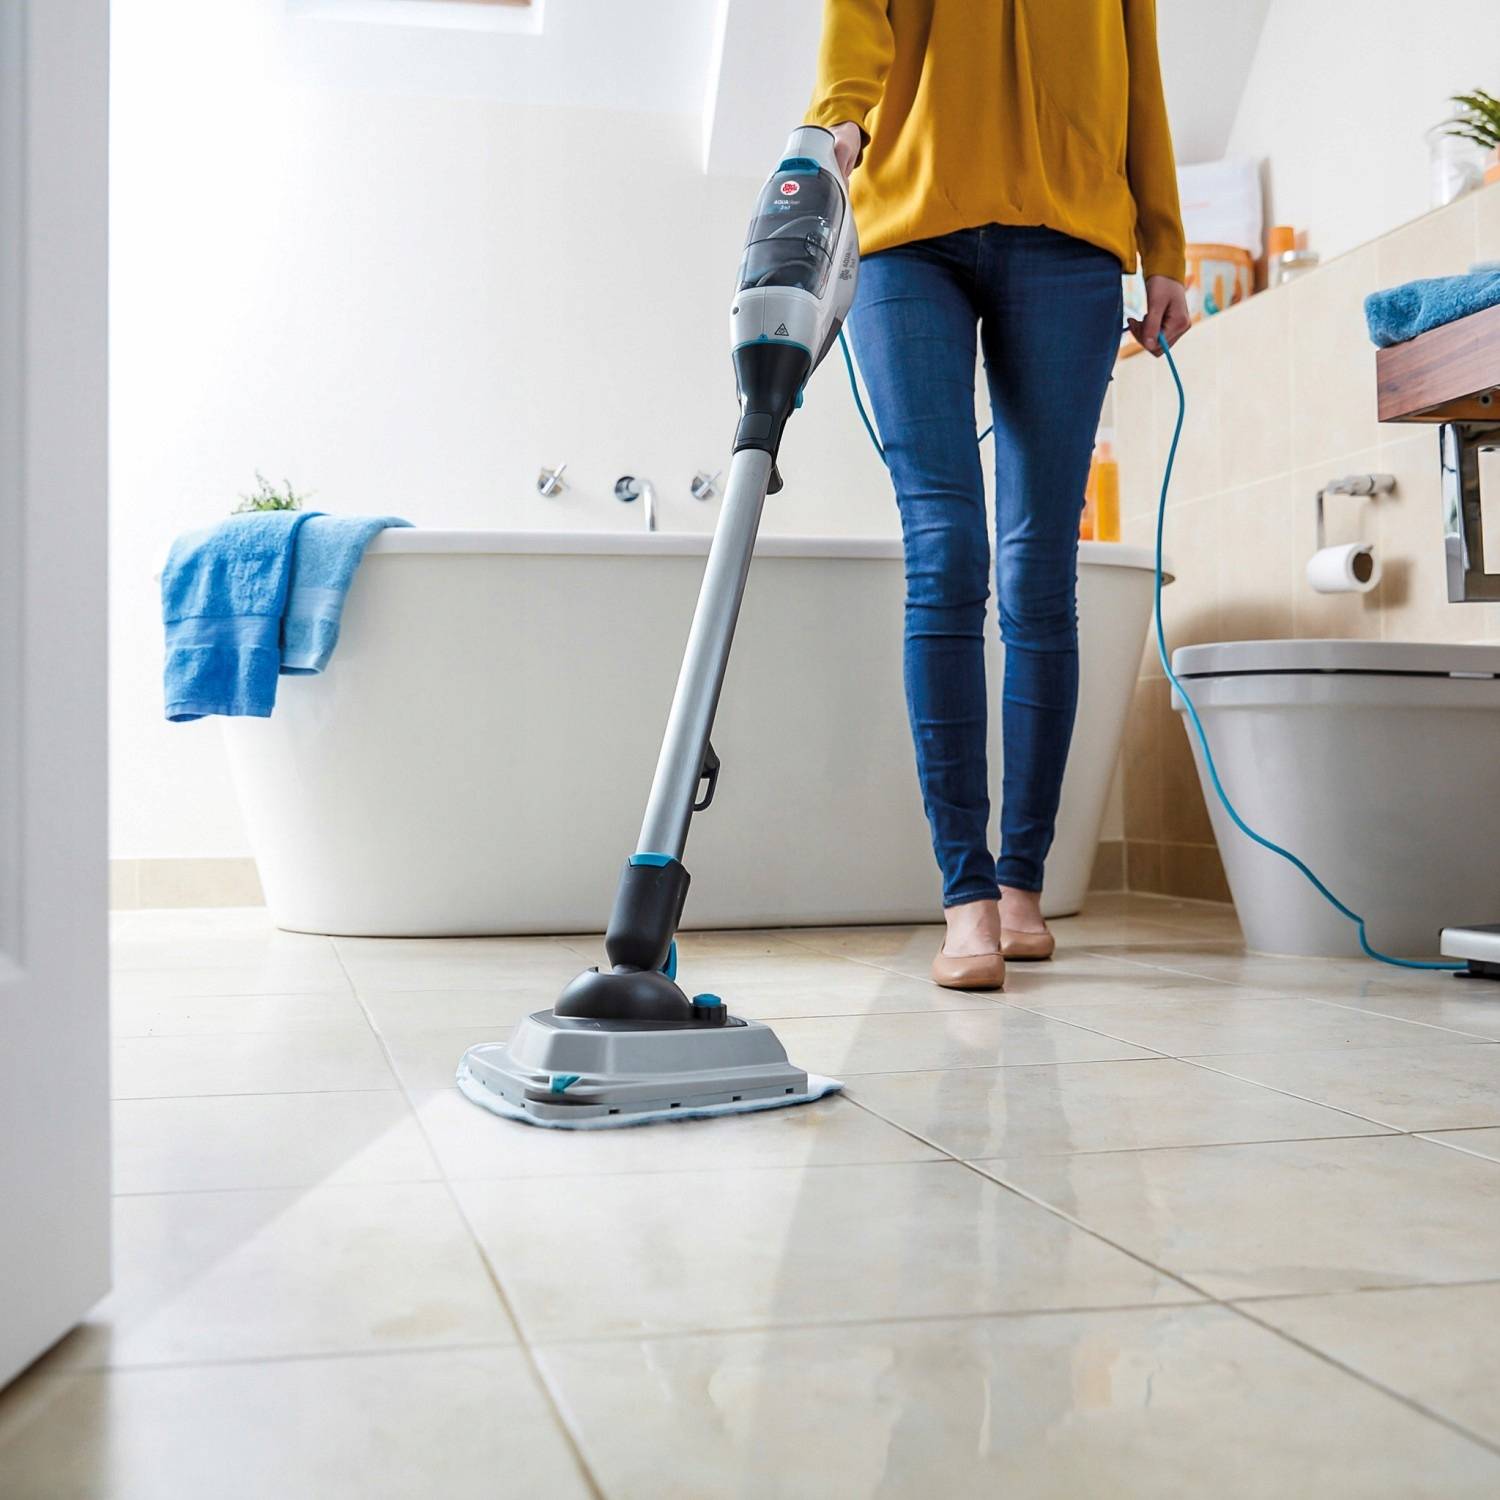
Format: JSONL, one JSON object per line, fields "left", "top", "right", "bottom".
{"left": 808, "top": 0, "right": 1190, "bottom": 988}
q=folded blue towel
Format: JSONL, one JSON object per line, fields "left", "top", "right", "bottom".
{"left": 162, "top": 510, "right": 320, "bottom": 721}
{"left": 281, "top": 514, "right": 411, "bottom": 674}
{"left": 1364, "top": 269, "right": 1500, "bottom": 348}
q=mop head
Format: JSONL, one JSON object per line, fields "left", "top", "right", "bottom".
{"left": 455, "top": 1009, "right": 840, "bottom": 1130}
{"left": 457, "top": 1058, "right": 843, "bottom": 1130}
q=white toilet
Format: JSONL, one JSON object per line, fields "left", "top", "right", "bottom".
{"left": 1171, "top": 639, "right": 1500, "bottom": 958}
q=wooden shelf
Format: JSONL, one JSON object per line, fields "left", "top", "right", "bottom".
{"left": 1377, "top": 300, "right": 1500, "bottom": 422}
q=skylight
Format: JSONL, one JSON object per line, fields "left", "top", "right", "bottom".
{"left": 289, "top": 0, "right": 544, "bottom": 35}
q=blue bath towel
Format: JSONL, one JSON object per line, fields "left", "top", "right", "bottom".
{"left": 162, "top": 509, "right": 320, "bottom": 721}
{"left": 1364, "top": 269, "right": 1500, "bottom": 348}
{"left": 281, "top": 514, "right": 411, "bottom": 673}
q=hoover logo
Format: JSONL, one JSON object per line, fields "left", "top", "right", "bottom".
{"left": 779, "top": 180, "right": 800, "bottom": 196}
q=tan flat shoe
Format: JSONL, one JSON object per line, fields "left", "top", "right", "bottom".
{"left": 931, "top": 946, "right": 1006, "bottom": 991}
{"left": 1002, "top": 927, "right": 1055, "bottom": 962}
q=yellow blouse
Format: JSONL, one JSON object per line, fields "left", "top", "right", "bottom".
{"left": 806, "top": 0, "right": 1186, "bottom": 281}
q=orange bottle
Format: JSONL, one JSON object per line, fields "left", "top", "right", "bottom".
{"left": 1080, "top": 457, "right": 1097, "bottom": 541}
{"left": 1093, "top": 433, "right": 1120, "bottom": 542}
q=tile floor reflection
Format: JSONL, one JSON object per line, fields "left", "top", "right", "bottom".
{"left": 2, "top": 895, "right": 1498, "bottom": 1497}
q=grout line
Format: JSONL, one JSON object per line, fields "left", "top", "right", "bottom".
{"left": 110, "top": 1087, "right": 405, "bottom": 1103}
{"left": 952, "top": 1129, "right": 1401, "bottom": 1163}
{"left": 329, "top": 942, "right": 608, "bottom": 1500}
{"left": 1411, "top": 1132, "right": 1500, "bottom": 1166}
{"left": 1311, "top": 995, "right": 1500, "bottom": 1045}
{"left": 521, "top": 1296, "right": 1212, "bottom": 1351}
{"left": 1165, "top": 1054, "right": 1415, "bottom": 1133}
{"left": 1171, "top": 1052, "right": 1500, "bottom": 1137}
{"left": 1228, "top": 1276, "right": 1500, "bottom": 1308}
{"left": 845, "top": 1077, "right": 1500, "bottom": 1457}
{"left": 116, "top": 910, "right": 1500, "bottom": 1471}
{"left": 45, "top": 1338, "right": 526, "bottom": 1378}
{"left": 1225, "top": 1300, "right": 1500, "bottom": 1460}
{"left": 954, "top": 1150, "right": 1500, "bottom": 1459}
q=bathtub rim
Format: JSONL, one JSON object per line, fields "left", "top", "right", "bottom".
{"left": 364, "top": 529, "right": 1166, "bottom": 574}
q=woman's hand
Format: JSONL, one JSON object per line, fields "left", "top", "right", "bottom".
{"left": 829, "top": 121, "right": 863, "bottom": 179}
{"left": 1128, "top": 276, "right": 1191, "bottom": 356}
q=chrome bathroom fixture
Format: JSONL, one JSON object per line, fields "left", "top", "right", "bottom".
{"left": 1315, "top": 471, "right": 1396, "bottom": 550}
{"left": 1305, "top": 472, "right": 1394, "bottom": 593}
{"left": 690, "top": 469, "right": 722, "bottom": 503}
{"left": 1439, "top": 419, "right": 1500, "bottom": 602}
{"left": 536, "top": 463, "right": 568, "bottom": 497}
{"left": 614, "top": 474, "right": 657, "bottom": 532}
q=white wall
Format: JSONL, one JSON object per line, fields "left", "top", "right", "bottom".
{"left": 1227, "top": 0, "right": 1500, "bottom": 261}
{"left": 110, "top": 0, "right": 890, "bottom": 860}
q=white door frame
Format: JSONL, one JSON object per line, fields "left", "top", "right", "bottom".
{"left": 0, "top": 0, "right": 111, "bottom": 1387}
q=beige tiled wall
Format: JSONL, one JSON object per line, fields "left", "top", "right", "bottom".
{"left": 1115, "top": 183, "right": 1500, "bottom": 901}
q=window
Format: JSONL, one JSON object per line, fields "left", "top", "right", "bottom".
{"left": 289, "top": 0, "right": 543, "bottom": 35}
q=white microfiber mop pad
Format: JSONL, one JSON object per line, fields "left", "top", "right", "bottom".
{"left": 455, "top": 1061, "right": 843, "bottom": 1130}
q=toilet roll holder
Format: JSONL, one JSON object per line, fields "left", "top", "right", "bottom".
{"left": 1308, "top": 473, "right": 1394, "bottom": 592}
{"left": 1314, "top": 471, "right": 1395, "bottom": 551}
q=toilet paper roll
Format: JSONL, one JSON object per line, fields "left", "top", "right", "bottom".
{"left": 1307, "top": 542, "right": 1380, "bottom": 594}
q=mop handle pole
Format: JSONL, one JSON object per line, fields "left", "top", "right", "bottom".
{"left": 634, "top": 446, "right": 774, "bottom": 861}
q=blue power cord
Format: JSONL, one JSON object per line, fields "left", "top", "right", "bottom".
{"left": 836, "top": 326, "right": 1462, "bottom": 972}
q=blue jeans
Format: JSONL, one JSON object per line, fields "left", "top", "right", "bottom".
{"left": 848, "top": 226, "right": 1122, "bottom": 906}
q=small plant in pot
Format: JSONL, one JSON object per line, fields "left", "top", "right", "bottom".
{"left": 1443, "top": 88, "right": 1500, "bottom": 187}
{"left": 233, "top": 471, "right": 311, "bottom": 515}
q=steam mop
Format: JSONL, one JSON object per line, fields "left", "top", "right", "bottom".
{"left": 457, "top": 126, "right": 858, "bottom": 1127}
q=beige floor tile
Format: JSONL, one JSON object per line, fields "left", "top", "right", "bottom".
{"left": 780, "top": 923, "right": 944, "bottom": 968}
{"left": 112, "top": 1028, "right": 396, "bottom": 1099}
{"left": 536, "top": 1305, "right": 1500, "bottom": 1500}
{"left": 1248, "top": 1284, "right": 1500, "bottom": 1449}
{"left": 1006, "top": 994, "right": 1476, "bottom": 1057}
{"left": 985, "top": 1135, "right": 1500, "bottom": 1299}
{"left": 680, "top": 959, "right": 997, "bottom": 1020}
{"left": 112, "top": 956, "right": 351, "bottom": 1001}
{"left": 111, "top": 988, "right": 367, "bottom": 1037}
{"left": 1419, "top": 1127, "right": 1500, "bottom": 1163}
{"left": 0, "top": 1348, "right": 588, "bottom": 1500}
{"left": 455, "top": 1161, "right": 1194, "bottom": 1342}
{"left": 113, "top": 1092, "right": 439, "bottom": 1194}
{"left": 333, "top": 936, "right": 582, "bottom": 993}
{"left": 110, "top": 924, "right": 333, "bottom": 974}
{"left": 382, "top": 1026, "right": 501, "bottom": 1091}
{"left": 1199, "top": 1043, "right": 1500, "bottom": 1131}
{"left": 358, "top": 985, "right": 555, "bottom": 1035}
{"left": 413, "top": 1087, "right": 939, "bottom": 1179}
{"left": 52, "top": 1183, "right": 514, "bottom": 1369}
{"left": 1106, "top": 947, "right": 1460, "bottom": 1004}
{"left": 1320, "top": 991, "right": 1500, "bottom": 1043}
{"left": 110, "top": 906, "right": 289, "bottom": 941}
{"left": 765, "top": 1008, "right": 1155, "bottom": 1076}
{"left": 848, "top": 1059, "right": 1389, "bottom": 1160}
{"left": 997, "top": 955, "right": 1276, "bottom": 1010}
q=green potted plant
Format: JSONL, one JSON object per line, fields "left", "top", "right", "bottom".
{"left": 1443, "top": 88, "right": 1500, "bottom": 188}
{"left": 233, "top": 471, "right": 310, "bottom": 515}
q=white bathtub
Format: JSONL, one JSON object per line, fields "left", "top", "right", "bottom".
{"left": 223, "top": 532, "right": 1160, "bottom": 935}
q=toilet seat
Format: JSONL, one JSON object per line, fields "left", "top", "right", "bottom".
{"left": 1173, "top": 638, "right": 1500, "bottom": 679}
